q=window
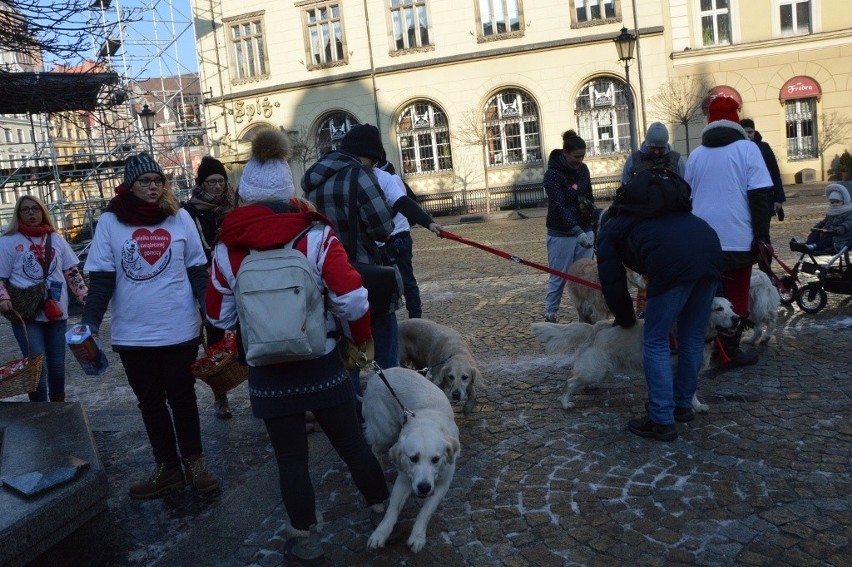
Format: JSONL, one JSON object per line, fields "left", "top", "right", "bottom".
{"left": 483, "top": 89, "right": 542, "bottom": 167}
{"left": 3, "top": 129, "right": 10, "bottom": 143}
{"left": 699, "top": 0, "right": 731, "bottom": 46}
{"left": 785, "top": 98, "right": 816, "bottom": 160}
{"left": 779, "top": 0, "right": 810, "bottom": 35}
{"left": 397, "top": 102, "right": 453, "bottom": 175}
{"left": 389, "top": 0, "right": 431, "bottom": 51}
{"left": 225, "top": 13, "right": 269, "bottom": 83}
{"left": 575, "top": 77, "right": 631, "bottom": 156}
{"left": 573, "top": 0, "right": 617, "bottom": 24}
{"left": 477, "top": 0, "right": 523, "bottom": 39}
{"left": 315, "top": 112, "right": 359, "bottom": 155}
{"left": 16, "top": 129, "right": 23, "bottom": 143}
{"left": 304, "top": 3, "right": 346, "bottom": 68}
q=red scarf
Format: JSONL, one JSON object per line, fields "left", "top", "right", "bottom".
{"left": 107, "top": 184, "right": 168, "bottom": 226}
{"left": 18, "top": 223, "right": 53, "bottom": 237}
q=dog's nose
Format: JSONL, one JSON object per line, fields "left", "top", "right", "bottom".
{"left": 731, "top": 316, "right": 741, "bottom": 327}
{"left": 452, "top": 390, "right": 461, "bottom": 401}
{"left": 416, "top": 482, "right": 432, "bottom": 496}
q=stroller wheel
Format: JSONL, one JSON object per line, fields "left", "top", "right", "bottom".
{"left": 778, "top": 276, "right": 798, "bottom": 305}
{"left": 796, "top": 283, "right": 828, "bottom": 314}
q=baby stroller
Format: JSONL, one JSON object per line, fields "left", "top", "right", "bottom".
{"left": 787, "top": 239, "right": 852, "bottom": 313}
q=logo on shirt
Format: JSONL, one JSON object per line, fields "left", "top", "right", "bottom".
{"left": 121, "top": 229, "right": 172, "bottom": 281}
{"left": 20, "top": 245, "right": 56, "bottom": 281}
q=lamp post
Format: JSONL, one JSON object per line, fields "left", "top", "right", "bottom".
{"left": 138, "top": 103, "right": 156, "bottom": 155}
{"left": 613, "top": 27, "right": 638, "bottom": 153}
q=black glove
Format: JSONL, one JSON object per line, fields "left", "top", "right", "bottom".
{"left": 752, "top": 237, "right": 773, "bottom": 257}
{"left": 612, "top": 317, "right": 636, "bottom": 329}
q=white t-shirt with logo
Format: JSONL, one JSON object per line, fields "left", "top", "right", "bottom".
{"left": 686, "top": 139, "right": 772, "bottom": 252}
{"left": 84, "top": 209, "right": 207, "bottom": 347}
{"left": 0, "top": 231, "right": 79, "bottom": 321}
{"left": 374, "top": 167, "right": 411, "bottom": 235}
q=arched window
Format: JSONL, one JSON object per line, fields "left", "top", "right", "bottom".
{"left": 575, "top": 77, "right": 631, "bottom": 156}
{"left": 315, "top": 112, "right": 359, "bottom": 155}
{"left": 397, "top": 101, "right": 452, "bottom": 175}
{"left": 483, "top": 89, "right": 542, "bottom": 167}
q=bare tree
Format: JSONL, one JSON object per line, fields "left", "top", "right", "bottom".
{"left": 649, "top": 76, "right": 709, "bottom": 154}
{"left": 818, "top": 111, "right": 852, "bottom": 181}
{"left": 0, "top": 0, "right": 123, "bottom": 69}
{"left": 453, "top": 107, "right": 491, "bottom": 213}
{"left": 286, "top": 126, "right": 323, "bottom": 175}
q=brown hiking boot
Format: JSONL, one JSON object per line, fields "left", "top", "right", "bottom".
{"left": 183, "top": 454, "right": 220, "bottom": 496}
{"left": 129, "top": 463, "right": 185, "bottom": 500}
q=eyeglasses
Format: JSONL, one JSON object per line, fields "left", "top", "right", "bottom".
{"left": 19, "top": 206, "right": 40, "bottom": 214}
{"left": 204, "top": 179, "right": 227, "bottom": 186}
{"left": 136, "top": 177, "right": 165, "bottom": 188}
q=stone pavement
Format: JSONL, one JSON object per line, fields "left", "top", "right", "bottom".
{"left": 0, "top": 183, "right": 850, "bottom": 566}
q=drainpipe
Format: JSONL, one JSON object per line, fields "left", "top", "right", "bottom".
{"left": 362, "top": 0, "right": 381, "bottom": 128}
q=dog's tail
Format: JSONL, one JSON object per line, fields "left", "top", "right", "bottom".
{"left": 531, "top": 322, "right": 595, "bottom": 354}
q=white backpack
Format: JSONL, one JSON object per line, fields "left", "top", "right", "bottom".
{"left": 234, "top": 224, "right": 328, "bottom": 366}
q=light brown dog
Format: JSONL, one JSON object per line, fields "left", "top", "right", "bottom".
{"left": 564, "top": 257, "right": 646, "bottom": 323}
{"left": 398, "top": 318, "right": 481, "bottom": 414}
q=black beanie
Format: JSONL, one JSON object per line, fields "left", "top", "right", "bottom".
{"left": 195, "top": 156, "right": 228, "bottom": 184}
{"left": 340, "top": 124, "right": 384, "bottom": 160}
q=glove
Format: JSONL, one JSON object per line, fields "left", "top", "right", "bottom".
{"left": 345, "top": 337, "right": 375, "bottom": 371}
{"left": 612, "top": 317, "right": 636, "bottom": 329}
{"left": 752, "top": 237, "right": 773, "bottom": 257}
{"left": 576, "top": 231, "right": 594, "bottom": 249}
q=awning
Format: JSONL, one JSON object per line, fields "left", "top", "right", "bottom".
{"left": 0, "top": 71, "right": 120, "bottom": 114}
{"left": 779, "top": 76, "right": 821, "bottom": 102}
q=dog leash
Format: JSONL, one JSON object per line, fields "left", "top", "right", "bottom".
{"left": 360, "top": 359, "right": 416, "bottom": 423}
{"left": 438, "top": 230, "right": 602, "bottom": 291}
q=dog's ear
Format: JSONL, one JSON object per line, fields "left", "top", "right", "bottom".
{"left": 470, "top": 367, "right": 483, "bottom": 388}
{"left": 388, "top": 442, "right": 402, "bottom": 466}
{"left": 430, "top": 364, "right": 447, "bottom": 387}
{"left": 445, "top": 436, "right": 461, "bottom": 464}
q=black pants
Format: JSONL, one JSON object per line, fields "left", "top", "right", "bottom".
{"left": 264, "top": 402, "right": 389, "bottom": 530}
{"left": 119, "top": 345, "right": 203, "bottom": 466}
{"left": 388, "top": 231, "right": 422, "bottom": 317}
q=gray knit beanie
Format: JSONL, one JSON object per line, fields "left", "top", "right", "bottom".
{"left": 645, "top": 122, "right": 669, "bottom": 148}
{"left": 124, "top": 153, "right": 163, "bottom": 187}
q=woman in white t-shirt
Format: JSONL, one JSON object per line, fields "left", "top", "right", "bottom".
{"left": 81, "top": 153, "right": 220, "bottom": 501}
{"left": 0, "top": 195, "right": 88, "bottom": 401}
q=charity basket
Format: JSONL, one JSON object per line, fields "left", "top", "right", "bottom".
{"left": 0, "top": 311, "right": 44, "bottom": 399}
{"left": 190, "top": 333, "right": 248, "bottom": 396}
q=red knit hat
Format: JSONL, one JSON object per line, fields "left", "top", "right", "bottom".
{"left": 707, "top": 96, "right": 740, "bottom": 123}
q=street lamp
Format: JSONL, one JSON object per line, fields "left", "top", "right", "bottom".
{"left": 613, "top": 27, "right": 638, "bottom": 153}
{"left": 138, "top": 103, "right": 156, "bottom": 155}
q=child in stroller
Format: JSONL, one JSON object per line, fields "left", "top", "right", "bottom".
{"left": 789, "top": 183, "right": 852, "bottom": 254}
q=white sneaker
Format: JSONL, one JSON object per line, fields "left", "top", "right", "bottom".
{"left": 544, "top": 313, "right": 558, "bottom": 323}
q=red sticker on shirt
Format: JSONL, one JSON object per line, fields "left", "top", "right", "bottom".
{"left": 132, "top": 228, "right": 172, "bottom": 265}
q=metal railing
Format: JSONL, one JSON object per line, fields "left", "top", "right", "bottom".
{"left": 417, "top": 175, "right": 623, "bottom": 218}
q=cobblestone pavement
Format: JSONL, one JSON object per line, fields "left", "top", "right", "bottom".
{"left": 2, "top": 184, "right": 850, "bottom": 566}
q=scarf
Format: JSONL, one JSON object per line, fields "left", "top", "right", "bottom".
{"left": 187, "top": 183, "right": 233, "bottom": 219}
{"left": 107, "top": 184, "right": 168, "bottom": 226}
{"left": 18, "top": 223, "right": 53, "bottom": 237}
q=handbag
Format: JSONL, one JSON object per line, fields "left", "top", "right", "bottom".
{"left": 1, "top": 233, "right": 54, "bottom": 322}
{"left": 347, "top": 170, "right": 403, "bottom": 315}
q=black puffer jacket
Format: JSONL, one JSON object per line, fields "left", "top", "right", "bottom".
{"left": 543, "top": 149, "right": 595, "bottom": 236}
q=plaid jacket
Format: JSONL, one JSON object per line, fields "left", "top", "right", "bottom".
{"left": 301, "top": 151, "right": 395, "bottom": 264}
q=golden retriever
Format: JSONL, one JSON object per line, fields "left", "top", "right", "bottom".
{"left": 531, "top": 296, "right": 739, "bottom": 411}
{"left": 564, "top": 257, "right": 647, "bottom": 323}
{"left": 363, "top": 367, "right": 461, "bottom": 553}
{"left": 398, "top": 318, "right": 481, "bottom": 414}
{"left": 743, "top": 269, "right": 781, "bottom": 344}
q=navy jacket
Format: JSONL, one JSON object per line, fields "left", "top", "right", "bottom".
{"left": 543, "top": 149, "right": 595, "bottom": 236}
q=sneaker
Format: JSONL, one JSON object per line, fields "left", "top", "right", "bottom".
{"left": 213, "top": 398, "right": 232, "bottom": 419}
{"left": 129, "top": 463, "right": 185, "bottom": 500}
{"left": 182, "top": 454, "right": 221, "bottom": 496}
{"left": 628, "top": 415, "right": 677, "bottom": 442}
{"left": 544, "top": 313, "right": 558, "bottom": 323}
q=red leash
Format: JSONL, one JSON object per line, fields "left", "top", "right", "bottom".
{"left": 438, "top": 229, "right": 602, "bottom": 291}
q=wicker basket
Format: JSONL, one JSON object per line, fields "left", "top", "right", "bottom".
{"left": 0, "top": 311, "right": 44, "bottom": 399}
{"left": 191, "top": 335, "right": 248, "bottom": 397}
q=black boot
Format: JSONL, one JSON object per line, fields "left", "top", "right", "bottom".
{"left": 717, "top": 318, "right": 758, "bottom": 368}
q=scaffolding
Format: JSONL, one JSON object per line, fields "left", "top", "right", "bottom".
{"left": 0, "top": 0, "right": 202, "bottom": 249}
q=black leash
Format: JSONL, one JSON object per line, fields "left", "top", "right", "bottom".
{"left": 361, "top": 359, "right": 416, "bottom": 424}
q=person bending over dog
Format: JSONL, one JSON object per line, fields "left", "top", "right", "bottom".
{"left": 596, "top": 170, "right": 723, "bottom": 442}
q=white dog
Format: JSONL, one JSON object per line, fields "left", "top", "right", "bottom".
{"left": 363, "top": 367, "right": 461, "bottom": 553}
{"left": 531, "top": 296, "right": 739, "bottom": 411}
{"left": 564, "top": 258, "right": 647, "bottom": 323}
{"left": 743, "top": 269, "right": 781, "bottom": 344}
{"left": 398, "top": 318, "right": 481, "bottom": 414}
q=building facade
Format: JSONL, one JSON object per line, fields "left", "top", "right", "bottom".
{"left": 192, "top": 0, "right": 852, "bottom": 197}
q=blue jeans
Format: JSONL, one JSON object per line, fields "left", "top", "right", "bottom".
{"left": 349, "top": 311, "right": 399, "bottom": 398}
{"left": 12, "top": 319, "right": 68, "bottom": 402}
{"left": 642, "top": 278, "right": 717, "bottom": 424}
{"left": 545, "top": 233, "right": 594, "bottom": 315}
{"left": 388, "top": 232, "right": 422, "bottom": 318}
